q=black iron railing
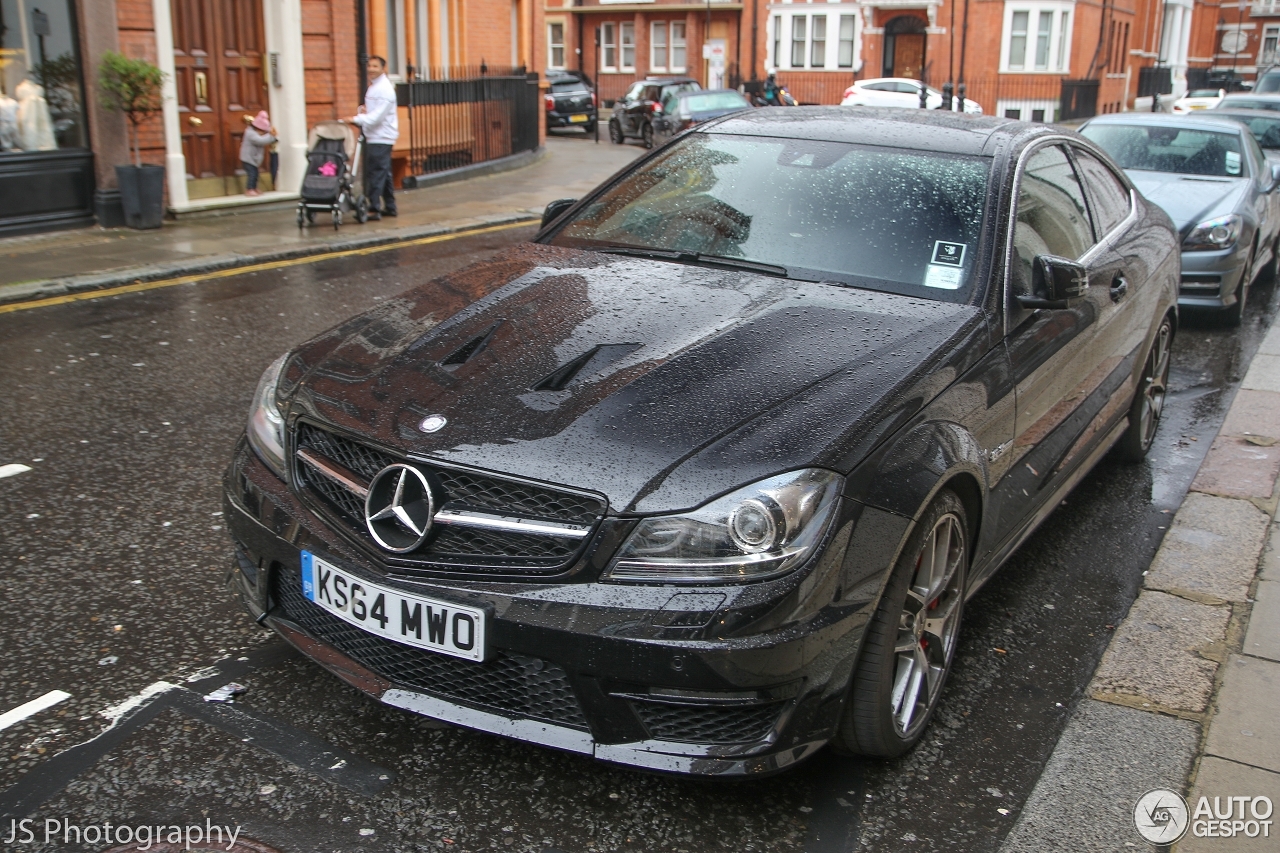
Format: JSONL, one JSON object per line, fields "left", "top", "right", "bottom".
{"left": 396, "top": 66, "right": 540, "bottom": 186}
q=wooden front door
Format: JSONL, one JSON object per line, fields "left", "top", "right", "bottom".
{"left": 172, "top": 0, "right": 268, "bottom": 197}
{"left": 892, "top": 34, "right": 926, "bottom": 79}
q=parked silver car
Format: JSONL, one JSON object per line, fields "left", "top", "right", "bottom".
{"left": 1080, "top": 113, "right": 1280, "bottom": 325}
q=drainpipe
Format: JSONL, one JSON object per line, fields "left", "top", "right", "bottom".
{"left": 357, "top": 0, "right": 369, "bottom": 100}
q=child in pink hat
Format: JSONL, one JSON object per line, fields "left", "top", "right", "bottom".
{"left": 240, "top": 110, "right": 276, "bottom": 196}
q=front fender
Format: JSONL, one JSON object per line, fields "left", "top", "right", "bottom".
{"left": 846, "top": 421, "right": 988, "bottom": 523}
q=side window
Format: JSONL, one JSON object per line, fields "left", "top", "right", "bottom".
{"left": 864, "top": 82, "right": 891, "bottom": 91}
{"left": 1011, "top": 145, "right": 1095, "bottom": 295}
{"left": 642, "top": 86, "right": 662, "bottom": 102}
{"left": 623, "top": 82, "right": 644, "bottom": 103}
{"left": 1244, "top": 131, "right": 1268, "bottom": 180}
{"left": 1072, "top": 148, "right": 1132, "bottom": 237}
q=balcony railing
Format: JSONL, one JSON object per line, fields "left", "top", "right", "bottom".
{"left": 1252, "top": 0, "right": 1280, "bottom": 16}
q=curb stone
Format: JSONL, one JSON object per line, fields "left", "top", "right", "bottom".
{"left": 0, "top": 209, "right": 541, "bottom": 308}
{"left": 999, "top": 320, "right": 1280, "bottom": 853}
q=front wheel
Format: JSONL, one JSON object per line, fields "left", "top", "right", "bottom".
{"left": 641, "top": 122, "right": 655, "bottom": 149}
{"left": 355, "top": 195, "right": 369, "bottom": 224}
{"left": 1115, "top": 315, "right": 1173, "bottom": 462}
{"left": 609, "top": 120, "right": 624, "bottom": 144}
{"left": 833, "top": 489, "right": 968, "bottom": 758}
{"left": 1224, "top": 249, "right": 1254, "bottom": 327}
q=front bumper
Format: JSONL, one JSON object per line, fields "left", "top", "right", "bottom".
{"left": 1177, "top": 244, "right": 1250, "bottom": 310}
{"left": 224, "top": 437, "right": 891, "bottom": 776}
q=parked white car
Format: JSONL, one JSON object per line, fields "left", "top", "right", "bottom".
{"left": 840, "top": 78, "right": 984, "bottom": 115}
{"left": 1172, "top": 88, "right": 1226, "bottom": 114}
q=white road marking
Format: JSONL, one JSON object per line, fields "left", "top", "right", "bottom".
{"left": 99, "top": 681, "right": 177, "bottom": 725}
{"left": 0, "top": 690, "right": 72, "bottom": 732}
{"left": 0, "top": 463, "right": 33, "bottom": 479}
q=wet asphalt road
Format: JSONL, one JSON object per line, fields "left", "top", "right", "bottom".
{"left": 0, "top": 223, "right": 1276, "bottom": 853}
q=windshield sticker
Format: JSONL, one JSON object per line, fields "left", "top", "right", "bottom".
{"left": 1226, "top": 151, "right": 1242, "bottom": 175}
{"left": 924, "top": 264, "right": 964, "bottom": 290}
{"left": 932, "top": 241, "right": 967, "bottom": 266}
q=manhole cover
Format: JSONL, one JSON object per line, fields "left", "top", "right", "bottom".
{"left": 102, "top": 839, "right": 282, "bottom": 853}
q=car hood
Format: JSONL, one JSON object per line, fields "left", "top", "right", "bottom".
{"left": 1127, "top": 170, "right": 1249, "bottom": 235}
{"left": 287, "top": 243, "right": 982, "bottom": 514}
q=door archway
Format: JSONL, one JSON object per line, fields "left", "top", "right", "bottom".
{"left": 882, "top": 16, "right": 927, "bottom": 80}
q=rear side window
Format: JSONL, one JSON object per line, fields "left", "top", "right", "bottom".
{"left": 1254, "top": 73, "right": 1280, "bottom": 94}
{"left": 1072, "top": 149, "right": 1132, "bottom": 237}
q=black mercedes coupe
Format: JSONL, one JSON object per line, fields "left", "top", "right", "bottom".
{"left": 225, "top": 108, "right": 1179, "bottom": 775}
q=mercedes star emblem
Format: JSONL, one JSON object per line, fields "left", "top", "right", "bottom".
{"left": 419, "top": 414, "right": 447, "bottom": 433}
{"left": 364, "top": 464, "right": 435, "bottom": 552}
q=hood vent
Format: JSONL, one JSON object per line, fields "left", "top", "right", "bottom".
{"left": 533, "top": 343, "right": 641, "bottom": 392}
{"left": 440, "top": 322, "right": 502, "bottom": 369}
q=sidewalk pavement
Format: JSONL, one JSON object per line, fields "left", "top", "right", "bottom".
{"left": 1001, "top": 320, "right": 1280, "bottom": 852}
{"left": 0, "top": 133, "right": 645, "bottom": 307}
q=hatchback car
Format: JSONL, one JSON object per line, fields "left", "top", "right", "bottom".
{"left": 609, "top": 77, "right": 701, "bottom": 148}
{"left": 544, "top": 71, "right": 597, "bottom": 134}
{"left": 1080, "top": 113, "right": 1280, "bottom": 324}
{"left": 841, "top": 78, "right": 984, "bottom": 114}
{"left": 226, "top": 107, "right": 1178, "bottom": 776}
{"left": 651, "top": 89, "right": 752, "bottom": 145}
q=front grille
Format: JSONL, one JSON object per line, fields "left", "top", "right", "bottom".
{"left": 274, "top": 563, "right": 589, "bottom": 729}
{"left": 631, "top": 700, "right": 784, "bottom": 744}
{"left": 294, "top": 422, "right": 605, "bottom": 573}
{"left": 1180, "top": 274, "right": 1223, "bottom": 295}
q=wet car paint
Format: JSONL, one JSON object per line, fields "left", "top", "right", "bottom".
{"left": 0, "top": 223, "right": 1275, "bottom": 851}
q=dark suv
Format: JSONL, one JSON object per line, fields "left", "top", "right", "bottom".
{"left": 545, "top": 71, "right": 597, "bottom": 134}
{"left": 609, "top": 77, "right": 701, "bottom": 148}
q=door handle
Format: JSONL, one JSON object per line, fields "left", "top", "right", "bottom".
{"left": 1110, "top": 277, "right": 1128, "bottom": 302}
{"left": 188, "top": 115, "right": 203, "bottom": 126}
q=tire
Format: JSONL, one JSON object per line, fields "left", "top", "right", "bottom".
{"left": 584, "top": 121, "right": 597, "bottom": 135}
{"left": 833, "top": 489, "right": 968, "bottom": 758}
{"left": 642, "top": 122, "right": 655, "bottom": 149}
{"left": 296, "top": 208, "right": 305, "bottom": 229}
{"left": 1115, "top": 314, "right": 1173, "bottom": 462}
{"left": 355, "top": 195, "right": 369, "bottom": 224}
{"left": 1224, "top": 246, "right": 1254, "bottom": 327}
{"left": 332, "top": 209, "right": 342, "bottom": 230}
{"left": 609, "top": 119, "right": 624, "bottom": 145}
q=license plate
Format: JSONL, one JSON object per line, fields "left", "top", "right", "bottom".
{"left": 301, "top": 551, "right": 487, "bottom": 662}
{"left": 569, "top": 113, "right": 589, "bottom": 123}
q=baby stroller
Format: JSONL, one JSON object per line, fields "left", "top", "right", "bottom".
{"left": 297, "top": 120, "right": 368, "bottom": 229}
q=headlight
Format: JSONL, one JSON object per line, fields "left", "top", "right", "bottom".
{"left": 602, "top": 469, "right": 843, "bottom": 584}
{"left": 247, "top": 353, "right": 289, "bottom": 478}
{"left": 1184, "top": 214, "right": 1243, "bottom": 251}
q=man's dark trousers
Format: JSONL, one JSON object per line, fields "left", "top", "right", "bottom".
{"left": 364, "top": 143, "right": 396, "bottom": 214}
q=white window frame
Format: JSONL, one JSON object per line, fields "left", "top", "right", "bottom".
{"left": 602, "top": 22, "right": 617, "bottom": 71}
{"left": 548, "top": 22, "right": 566, "bottom": 70}
{"left": 651, "top": 21, "right": 668, "bottom": 72}
{"left": 1000, "top": 1, "right": 1074, "bottom": 73}
{"left": 767, "top": 6, "right": 856, "bottom": 71}
{"left": 1263, "top": 24, "right": 1280, "bottom": 67}
{"left": 620, "top": 21, "right": 636, "bottom": 71}
{"left": 671, "top": 21, "right": 687, "bottom": 72}
{"left": 838, "top": 14, "right": 856, "bottom": 68}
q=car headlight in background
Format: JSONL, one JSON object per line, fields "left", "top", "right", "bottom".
{"left": 247, "top": 353, "right": 289, "bottom": 478}
{"left": 603, "top": 469, "right": 843, "bottom": 584}
{"left": 1183, "top": 214, "right": 1243, "bottom": 251}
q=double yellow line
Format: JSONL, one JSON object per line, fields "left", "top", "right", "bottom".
{"left": 0, "top": 218, "right": 535, "bottom": 316}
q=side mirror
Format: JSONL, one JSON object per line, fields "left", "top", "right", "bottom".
{"left": 541, "top": 198, "right": 578, "bottom": 230}
{"left": 1270, "top": 162, "right": 1280, "bottom": 190}
{"left": 1018, "top": 254, "right": 1088, "bottom": 308}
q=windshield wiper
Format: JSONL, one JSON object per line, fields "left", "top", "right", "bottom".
{"left": 594, "top": 245, "right": 788, "bottom": 278}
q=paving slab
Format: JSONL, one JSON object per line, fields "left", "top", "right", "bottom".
{"left": 1176, "top": 758, "right": 1280, "bottom": 853}
{"left": 1262, "top": 523, "right": 1280, "bottom": 582}
{"left": 1258, "top": 322, "right": 1280, "bottom": 356}
{"left": 1241, "top": 353, "right": 1280, "bottom": 393}
{"left": 1203, "top": 655, "right": 1280, "bottom": 773}
{"left": 1089, "top": 590, "right": 1230, "bottom": 712}
{"left": 999, "top": 699, "right": 1200, "bottom": 853}
{"left": 1244, "top": 580, "right": 1280, "bottom": 663}
{"left": 1189, "top": 435, "right": 1280, "bottom": 501}
{"left": 1218, "top": 389, "right": 1280, "bottom": 441}
{"left": 1145, "top": 494, "right": 1271, "bottom": 603}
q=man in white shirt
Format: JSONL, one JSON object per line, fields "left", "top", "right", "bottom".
{"left": 349, "top": 55, "right": 399, "bottom": 219}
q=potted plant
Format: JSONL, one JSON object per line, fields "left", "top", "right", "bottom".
{"left": 98, "top": 51, "right": 166, "bottom": 229}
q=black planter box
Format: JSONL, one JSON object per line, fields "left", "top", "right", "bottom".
{"left": 116, "top": 164, "right": 166, "bottom": 230}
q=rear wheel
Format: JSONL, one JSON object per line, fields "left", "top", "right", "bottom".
{"left": 1116, "top": 315, "right": 1173, "bottom": 462}
{"left": 355, "top": 195, "right": 369, "bottom": 224}
{"left": 332, "top": 208, "right": 342, "bottom": 230}
{"left": 584, "top": 120, "right": 597, "bottom": 135}
{"left": 833, "top": 489, "right": 968, "bottom": 758}
{"left": 609, "top": 119, "right": 624, "bottom": 144}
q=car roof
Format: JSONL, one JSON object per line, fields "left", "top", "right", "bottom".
{"left": 1222, "top": 92, "right": 1280, "bottom": 101}
{"left": 705, "top": 105, "right": 1045, "bottom": 156}
{"left": 643, "top": 77, "right": 698, "bottom": 85}
{"left": 1083, "top": 112, "right": 1247, "bottom": 134}
{"left": 1210, "top": 107, "right": 1280, "bottom": 118}
{"left": 856, "top": 77, "right": 922, "bottom": 85}
{"left": 676, "top": 88, "right": 744, "bottom": 98}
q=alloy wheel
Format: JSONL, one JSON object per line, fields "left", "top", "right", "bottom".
{"left": 1136, "top": 319, "right": 1171, "bottom": 451}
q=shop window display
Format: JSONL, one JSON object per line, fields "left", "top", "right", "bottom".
{"left": 0, "top": 0, "right": 86, "bottom": 153}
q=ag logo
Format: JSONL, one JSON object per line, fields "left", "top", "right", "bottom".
{"left": 932, "top": 240, "right": 967, "bottom": 267}
{"left": 1134, "top": 789, "right": 1190, "bottom": 844}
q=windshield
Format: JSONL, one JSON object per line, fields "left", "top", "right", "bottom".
{"left": 1221, "top": 114, "right": 1280, "bottom": 148}
{"left": 548, "top": 133, "right": 991, "bottom": 302}
{"left": 1257, "top": 73, "right": 1280, "bottom": 94}
{"left": 681, "top": 91, "right": 750, "bottom": 112}
{"left": 1221, "top": 98, "right": 1280, "bottom": 112}
{"left": 1081, "top": 124, "right": 1245, "bottom": 177}
{"left": 551, "top": 80, "right": 589, "bottom": 94}
{"left": 1187, "top": 89, "right": 1222, "bottom": 98}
